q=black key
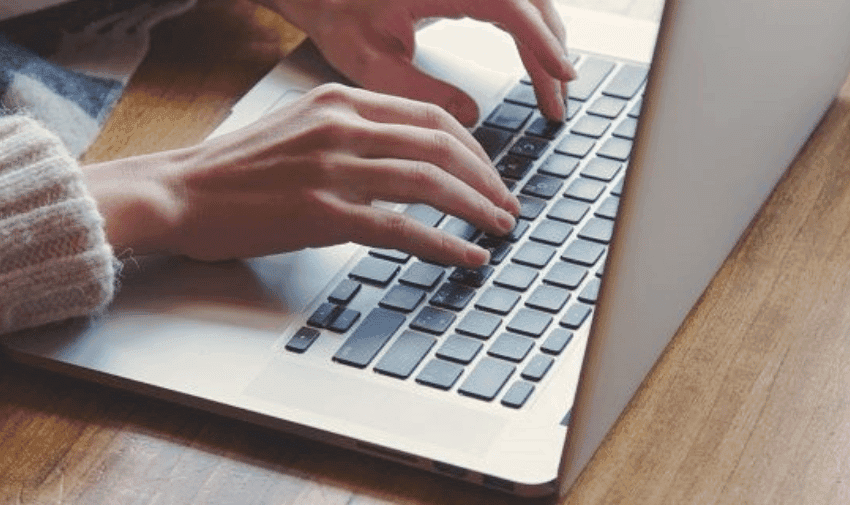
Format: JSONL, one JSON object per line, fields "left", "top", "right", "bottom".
{"left": 518, "top": 195, "right": 547, "bottom": 220}
{"left": 564, "top": 178, "right": 606, "bottom": 203}
{"left": 504, "top": 82, "right": 537, "bottom": 107}
{"left": 502, "top": 178, "right": 518, "bottom": 192}
{"left": 511, "top": 242, "right": 556, "bottom": 269}
{"left": 380, "top": 284, "right": 427, "bottom": 313}
{"left": 507, "top": 308, "right": 553, "bottom": 338}
{"left": 555, "top": 134, "right": 596, "bottom": 158}
{"left": 285, "top": 327, "right": 320, "bottom": 354}
{"left": 440, "top": 217, "right": 478, "bottom": 241}
{"left": 560, "top": 303, "right": 593, "bottom": 330}
{"left": 581, "top": 158, "right": 622, "bottom": 182}
{"left": 613, "top": 117, "right": 639, "bottom": 139}
{"left": 416, "top": 359, "right": 464, "bottom": 390}
{"left": 603, "top": 64, "right": 649, "bottom": 99}
{"left": 562, "top": 239, "right": 606, "bottom": 266}
{"left": 430, "top": 282, "right": 476, "bottom": 311}
{"left": 521, "top": 174, "right": 564, "bottom": 200}
{"left": 436, "top": 334, "right": 483, "bottom": 364}
{"left": 475, "top": 287, "right": 521, "bottom": 315}
{"left": 328, "top": 279, "right": 361, "bottom": 305}
{"left": 547, "top": 198, "right": 590, "bottom": 224}
{"left": 571, "top": 115, "right": 612, "bottom": 138}
{"left": 458, "top": 357, "right": 515, "bottom": 401}
{"left": 587, "top": 95, "right": 628, "bottom": 119}
{"left": 410, "top": 306, "right": 456, "bottom": 335}
{"left": 525, "top": 285, "right": 570, "bottom": 313}
{"left": 475, "top": 236, "right": 513, "bottom": 265}
{"left": 530, "top": 219, "right": 573, "bottom": 246}
{"left": 473, "top": 126, "right": 514, "bottom": 160}
{"left": 595, "top": 196, "right": 620, "bottom": 220}
{"left": 488, "top": 333, "right": 535, "bottom": 362}
{"left": 449, "top": 265, "right": 495, "bottom": 288}
{"left": 455, "top": 310, "right": 502, "bottom": 340}
{"left": 308, "top": 302, "right": 341, "bottom": 328}
{"left": 628, "top": 98, "right": 643, "bottom": 118}
{"left": 570, "top": 58, "right": 615, "bottom": 101}
{"left": 579, "top": 217, "right": 615, "bottom": 244}
{"left": 510, "top": 136, "right": 550, "bottom": 159}
{"left": 505, "top": 220, "right": 530, "bottom": 242}
{"left": 328, "top": 308, "right": 361, "bottom": 333}
{"left": 484, "top": 102, "right": 534, "bottom": 132}
{"left": 597, "top": 137, "right": 633, "bottom": 161}
{"left": 494, "top": 264, "right": 538, "bottom": 292}
{"left": 496, "top": 154, "right": 534, "bottom": 180}
{"left": 349, "top": 256, "right": 400, "bottom": 286}
{"left": 541, "top": 328, "right": 574, "bottom": 355}
{"left": 538, "top": 153, "right": 579, "bottom": 179}
{"left": 399, "top": 262, "right": 445, "bottom": 290}
{"left": 578, "top": 277, "right": 602, "bottom": 304}
{"left": 369, "top": 248, "right": 410, "bottom": 264}
{"left": 501, "top": 381, "right": 535, "bottom": 408}
{"left": 544, "top": 261, "right": 588, "bottom": 289}
{"left": 374, "top": 330, "right": 436, "bottom": 379}
{"left": 522, "top": 354, "right": 554, "bottom": 381}
{"left": 405, "top": 204, "right": 445, "bottom": 228}
{"left": 526, "top": 115, "right": 564, "bottom": 140}
{"left": 333, "top": 308, "right": 406, "bottom": 368}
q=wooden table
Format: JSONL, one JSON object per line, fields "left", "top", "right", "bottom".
{"left": 3, "top": 2, "right": 850, "bottom": 504}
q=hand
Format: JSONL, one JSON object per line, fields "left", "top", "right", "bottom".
{"left": 83, "top": 84, "right": 521, "bottom": 267}
{"left": 259, "top": 0, "right": 577, "bottom": 124}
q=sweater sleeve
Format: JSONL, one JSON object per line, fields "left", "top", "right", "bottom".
{"left": 0, "top": 114, "right": 118, "bottom": 334}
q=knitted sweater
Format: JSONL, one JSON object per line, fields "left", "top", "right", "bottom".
{"left": 0, "top": 114, "right": 116, "bottom": 334}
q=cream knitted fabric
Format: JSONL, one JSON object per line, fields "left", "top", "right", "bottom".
{"left": 0, "top": 114, "right": 117, "bottom": 334}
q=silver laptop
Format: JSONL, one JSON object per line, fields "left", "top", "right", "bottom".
{"left": 4, "top": 0, "right": 850, "bottom": 497}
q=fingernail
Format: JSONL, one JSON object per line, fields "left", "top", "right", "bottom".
{"left": 497, "top": 208, "right": 517, "bottom": 234}
{"left": 447, "top": 93, "right": 479, "bottom": 126}
{"left": 465, "top": 245, "right": 490, "bottom": 266}
{"left": 562, "top": 55, "right": 578, "bottom": 81}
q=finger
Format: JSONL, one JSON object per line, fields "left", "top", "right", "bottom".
{"left": 530, "top": 0, "right": 572, "bottom": 102}
{"left": 518, "top": 44, "right": 565, "bottom": 121}
{"left": 334, "top": 157, "right": 516, "bottom": 237}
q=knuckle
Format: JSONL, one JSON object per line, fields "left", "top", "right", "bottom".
{"left": 430, "top": 130, "right": 457, "bottom": 166}
{"left": 310, "top": 83, "right": 351, "bottom": 105}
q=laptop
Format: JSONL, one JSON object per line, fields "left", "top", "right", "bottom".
{"left": 4, "top": 0, "right": 850, "bottom": 497}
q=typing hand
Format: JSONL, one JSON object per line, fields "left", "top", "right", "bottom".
{"left": 83, "top": 84, "right": 520, "bottom": 266}
{"left": 259, "top": 0, "right": 577, "bottom": 124}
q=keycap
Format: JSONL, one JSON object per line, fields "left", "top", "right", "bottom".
{"left": 597, "top": 137, "right": 633, "bottom": 161}
{"left": 473, "top": 126, "right": 514, "bottom": 160}
{"left": 405, "top": 204, "right": 445, "bottom": 227}
{"left": 560, "top": 303, "right": 593, "bottom": 330}
{"left": 410, "top": 306, "right": 456, "bottom": 335}
{"left": 541, "top": 328, "right": 574, "bottom": 355}
{"left": 501, "top": 381, "right": 535, "bottom": 408}
{"left": 613, "top": 117, "right": 638, "bottom": 139}
{"left": 328, "top": 279, "right": 361, "bottom": 305}
{"left": 628, "top": 98, "right": 643, "bottom": 118}
{"left": 308, "top": 302, "right": 341, "bottom": 328}
{"left": 475, "top": 287, "right": 521, "bottom": 315}
{"left": 475, "top": 237, "right": 513, "bottom": 265}
{"left": 579, "top": 217, "right": 615, "bottom": 244}
{"left": 518, "top": 195, "right": 547, "bottom": 220}
{"left": 578, "top": 277, "right": 602, "bottom": 304}
{"left": 507, "top": 308, "right": 553, "bottom": 338}
{"left": 525, "top": 285, "right": 571, "bottom": 313}
{"left": 530, "top": 220, "right": 573, "bottom": 246}
{"left": 328, "top": 308, "right": 361, "bottom": 333}
{"left": 510, "top": 136, "right": 550, "bottom": 159}
{"left": 505, "top": 220, "right": 530, "bottom": 242}
{"left": 511, "top": 242, "right": 556, "bottom": 269}
{"left": 285, "top": 327, "right": 320, "bottom": 354}
{"left": 566, "top": 99, "right": 583, "bottom": 121}
{"left": 562, "top": 239, "right": 606, "bottom": 266}
{"left": 440, "top": 217, "right": 478, "bottom": 241}
{"left": 494, "top": 264, "right": 538, "bottom": 292}
{"left": 564, "top": 178, "right": 606, "bottom": 203}
{"left": 430, "top": 282, "right": 476, "bottom": 311}
{"left": 484, "top": 102, "right": 534, "bottom": 132}
{"left": 459, "top": 357, "right": 515, "bottom": 401}
{"left": 570, "top": 58, "right": 616, "bottom": 101}
{"left": 380, "top": 284, "right": 427, "bottom": 313}
{"left": 369, "top": 248, "right": 410, "bottom": 263}
{"left": 436, "top": 334, "right": 483, "bottom": 364}
{"left": 581, "top": 158, "right": 622, "bottom": 182}
{"left": 504, "top": 82, "right": 537, "bottom": 107}
{"left": 449, "top": 265, "right": 495, "bottom": 287}
{"left": 521, "top": 174, "right": 564, "bottom": 200}
{"left": 349, "top": 257, "right": 400, "bottom": 286}
{"left": 544, "top": 261, "right": 588, "bottom": 289}
{"left": 526, "top": 115, "right": 564, "bottom": 140}
{"left": 488, "top": 333, "right": 535, "bottom": 362}
{"left": 611, "top": 177, "right": 625, "bottom": 196}
{"left": 587, "top": 95, "right": 628, "bottom": 118}
{"left": 538, "top": 153, "right": 579, "bottom": 179}
{"left": 333, "top": 308, "right": 406, "bottom": 368}
{"left": 455, "top": 310, "right": 502, "bottom": 340}
{"left": 571, "top": 115, "right": 612, "bottom": 138}
{"left": 416, "top": 359, "right": 465, "bottom": 390}
{"left": 399, "top": 262, "right": 445, "bottom": 290}
{"left": 555, "top": 134, "right": 596, "bottom": 158}
{"left": 547, "top": 198, "right": 590, "bottom": 224}
{"left": 603, "top": 64, "right": 649, "bottom": 99}
{"left": 595, "top": 196, "right": 620, "bottom": 220}
{"left": 374, "top": 330, "right": 436, "bottom": 379}
{"left": 496, "top": 154, "right": 534, "bottom": 180}
{"left": 522, "top": 354, "right": 554, "bottom": 381}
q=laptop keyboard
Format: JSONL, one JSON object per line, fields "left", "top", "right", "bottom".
{"left": 285, "top": 53, "right": 648, "bottom": 409}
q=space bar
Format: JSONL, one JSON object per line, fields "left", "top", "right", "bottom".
{"left": 333, "top": 308, "right": 406, "bottom": 368}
